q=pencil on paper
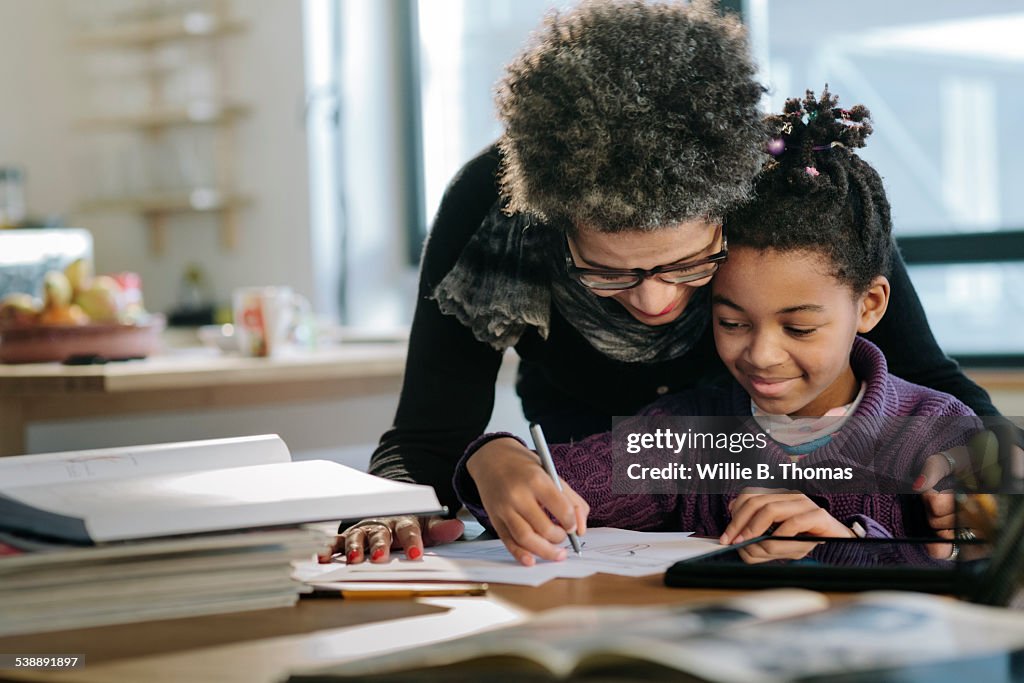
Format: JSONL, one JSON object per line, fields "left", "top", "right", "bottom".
{"left": 303, "top": 582, "right": 489, "bottom": 600}
{"left": 529, "top": 423, "right": 583, "bottom": 556}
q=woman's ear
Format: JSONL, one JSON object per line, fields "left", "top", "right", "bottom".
{"left": 857, "top": 276, "right": 890, "bottom": 334}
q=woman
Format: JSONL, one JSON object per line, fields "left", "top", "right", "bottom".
{"left": 333, "top": 0, "right": 995, "bottom": 565}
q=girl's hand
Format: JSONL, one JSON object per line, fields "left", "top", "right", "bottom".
{"left": 467, "top": 437, "right": 589, "bottom": 566}
{"left": 320, "top": 515, "right": 465, "bottom": 564}
{"left": 721, "top": 490, "right": 854, "bottom": 564}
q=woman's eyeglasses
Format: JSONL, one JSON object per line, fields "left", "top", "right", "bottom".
{"left": 565, "top": 234, "right": 728, "bottom": 291}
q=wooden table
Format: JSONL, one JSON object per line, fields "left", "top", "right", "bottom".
{"left": 0, "top": 344, "right": 408, "bottom": 457}
{"left": 1, "top": 348, "right": 1018, "bottom": 458}
{"left": 0, "top": 575, "right": 749, "bottom": 683}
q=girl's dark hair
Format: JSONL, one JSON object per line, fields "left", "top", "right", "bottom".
{"left": 496, "top": 0, "right": 766, "bottom": 232}
{"left": 725, "top": 87, "right": 893, "bottom": 293}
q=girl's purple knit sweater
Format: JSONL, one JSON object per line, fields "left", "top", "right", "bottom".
{"left": 454, "top": 338, "right": 977, "bottom": 547}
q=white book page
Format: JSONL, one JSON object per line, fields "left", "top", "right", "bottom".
{"left": 0, "top": 435, "right": 291, "bottom": 489}
{"left": 657, "top": 591, "right": 1024, "bottom": 683}
{"left": 316, "top": 589, "right": 828, "bottom": 680}
{"left": 5, "top": 460, "right": 442, "bottom": 542}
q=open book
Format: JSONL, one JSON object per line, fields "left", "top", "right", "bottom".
{"left": 0, "top": 435, "right": 443, "bottom": 543}
{"left": 289, "top": 590, "right": 1024, "bottom": 682}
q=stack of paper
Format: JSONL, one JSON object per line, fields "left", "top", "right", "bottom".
{"left": 0, "top": 434, "right": 444, "bottom": 635}
{"left": 0, "top": 528, "right": 327, "bottom": 636}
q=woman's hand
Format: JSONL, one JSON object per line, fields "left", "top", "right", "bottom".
{"left": 917, "top": 438, "right": 1011, "bottom": 561}
{"left": 912, "top": 449, "right": 959, "bottom": 559}
{"left": 913, "top": 433, "right": 1022, "bottom": 559}
{"left": 320, "top": 515, "right": 465, "bottom": 564}
{"left": 467, "top": 437, "right": 589, "bottom": 566}
{"left": 721, "top": 490, "right": 854, "bottom": 564}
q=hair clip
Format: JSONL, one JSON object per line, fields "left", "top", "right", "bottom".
{"left": 805, "top": 166, "right": 820, "bottom": 177}
{"left": 811, "top": 142, "right": 846, "bottom": 152}
{"left": 767, "top": 138, "right": 786, "bottom": 156}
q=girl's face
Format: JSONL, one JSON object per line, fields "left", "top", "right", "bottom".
{"left": 567, "top": 219, "right": 723, "bottom": 326}
{"left": 711, "top": 246, "right": 889, "bottom": 417}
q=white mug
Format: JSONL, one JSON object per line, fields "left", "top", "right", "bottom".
{"left": 232, "top": 286, "right": 311, "bottom": 357}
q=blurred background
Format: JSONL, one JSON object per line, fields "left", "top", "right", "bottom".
{"left": 1, "top": 0, "right": 1021, "bottom": 460}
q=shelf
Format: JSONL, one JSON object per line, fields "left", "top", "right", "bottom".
{"left": 72, "top": 3, "right": 248, "bottom": 256}
{"left": 78, "top": 190, "right": 250, "bottom": 215}
{"left": 76, "top": 103, "right": 250, "bottom": 131}
{"left": 73, "top": 14, "right": 246, "bottom": 48}
{"left": 78, "top": 190, "right": 250, "bottom": 254}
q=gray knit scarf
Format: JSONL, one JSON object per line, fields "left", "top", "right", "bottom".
{"left": 432, "top": 202, "right": 709, "bottom": 364}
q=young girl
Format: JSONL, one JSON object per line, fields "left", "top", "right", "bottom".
{"left": 454, "top": 89, "right": 978, "bottom": 566}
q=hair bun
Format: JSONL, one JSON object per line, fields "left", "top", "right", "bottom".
{"left": 764, "top": 87, "right": 872, "bottom": 184}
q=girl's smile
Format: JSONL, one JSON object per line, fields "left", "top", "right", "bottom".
{"left": 711, "top": 246, "right": 889, "bottom": 417}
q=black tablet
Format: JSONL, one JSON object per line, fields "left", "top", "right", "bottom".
{"left": 664, "top": 536, "right": 989, "bottom": 594}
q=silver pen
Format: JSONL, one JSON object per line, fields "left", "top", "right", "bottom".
{"left": 529, "top": 422, "right": 583, "bottom": 556}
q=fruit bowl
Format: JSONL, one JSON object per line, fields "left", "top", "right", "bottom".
{"left": 0, "top": 316, "right": 166, "bottom": 364}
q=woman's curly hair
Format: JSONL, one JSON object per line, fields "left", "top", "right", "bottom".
{"left": 725, "top": 87, "right": 893, "bottom": 293}
{"left": 496, "top": 0, "right": 766, "bottom": 232}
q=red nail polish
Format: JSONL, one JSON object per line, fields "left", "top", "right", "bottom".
{"left": 371, "top": 547, "right": 385, "bottom": 561}
{"left": 913, "top": 475, "right": 926, "bottom": 490}
{"left": 346, "top": 550, "right": 359, "bottom": 563}
{"left": 407, "top": 547, "right": 422, "bottom": 560}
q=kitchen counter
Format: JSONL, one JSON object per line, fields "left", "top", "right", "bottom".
{"left": 0, "top": 343, "right": 407, "bottom": 457}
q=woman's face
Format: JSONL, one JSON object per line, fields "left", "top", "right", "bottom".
{"left": 567, "top": 219, "right": 722, "bottom": 326}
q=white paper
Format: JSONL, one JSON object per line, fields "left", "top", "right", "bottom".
{"left": 297, "top": 528, "right": 723, "bottom": 587}
{"left": 308, "top": 582, "right": 489, "bottom": 594}
{"left": 436, "top": 527, "right": 718, "bottom": 576}
{"left": 295, "top": 554, "right": 566, "bottom": 587}
{"left": 286, "top": 597, "right": 529, "bottom": 678}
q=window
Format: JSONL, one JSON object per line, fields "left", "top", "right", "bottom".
{"left": 415, "top": 0, "right": 575, "bottom": 243}
{"left": 308, "top": 0, "right": 1024, "bottom": 357}
{"left": 305, "top": 0, "right": 570, "bottom": 328}
{"left": 748, "top": 0, "right": 1024, "bottom": 360}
